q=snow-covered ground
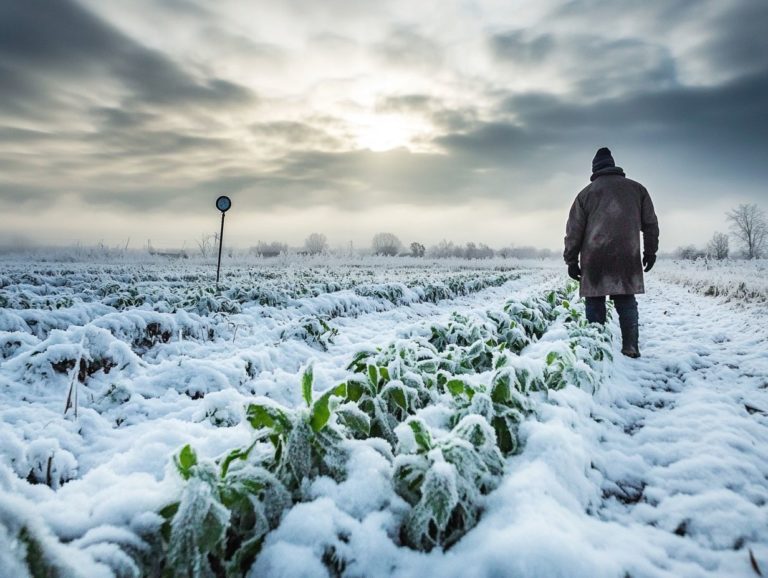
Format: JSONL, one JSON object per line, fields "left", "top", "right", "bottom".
{"left": 655, "top": 258, "right": 768, "bottom": 303}
{"left": 1, "top": 259, "right": 766, "bottom": 577}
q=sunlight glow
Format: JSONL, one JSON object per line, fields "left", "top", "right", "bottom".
{"left": 354, "top": 114, "right": 425, "bottom": 152}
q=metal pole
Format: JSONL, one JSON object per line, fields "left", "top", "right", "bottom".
{"left": 216, "top": 211, "right": 225, "bottom": 287}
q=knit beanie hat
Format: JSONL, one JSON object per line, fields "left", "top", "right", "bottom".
{"left": 592, "top": 147, "right": 615, "bottom": 173}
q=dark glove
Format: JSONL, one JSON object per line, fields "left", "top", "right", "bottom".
{"left": 567, "top": 262, "right": 581, "bottom": 281}
{"left": 643, "top": 254, "right": 656, "bottom": 272}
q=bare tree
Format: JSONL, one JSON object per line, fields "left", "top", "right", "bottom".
{"left": 409, "top": 242, "right": 425, "bottom": 257}
{"left": 726, "top": 204, "right": 767, "bottom": 259}
{"left": 304, "top": 233, "right": 328, "bottom": 255}
{"left": 706, "top": 232, "right": 729, "bottom": 260}
{"left": 372, "top": 232, "right": 402, "bottom": 256}
{"left": 675, "top": 245, "right": 705, "bottom": 260}
{"left": 428, "top": 239, "right": 456, "bottom": 258}
{"left": 476, "top": 243, "right": 495, "bottom": 259}
{"left": 196, "top": 233, "right": 218, "bottom": 258}
{"left": 251, "top": 241, "right": 288, "bottom": 257}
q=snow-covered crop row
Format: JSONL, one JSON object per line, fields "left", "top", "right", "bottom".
{"left": 1, "top": 274, "right": 616, "bottom": 577}
{"left": 0, "top": 263, "right": 519, "bottom": 313}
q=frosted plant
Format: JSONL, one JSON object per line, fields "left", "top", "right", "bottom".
{"left": 445, "top": 379, "right": 525, "bottom": 457}
{"left": 401, "top": 460, "right": 459, "bottom": 551}
{"left": 541, "top": 318, "right": 612, "bottom": 392}
{"left": 167, "top": 474, "right": 230, "bottom": 578}
{"left": 244, "top": 365, "right": 350, "bottom": 492}
{"left": 217, "top": 465, "right": 291, "bottom": 574}
{"left": 566, "top": 322, "right": 614, "bottom": 367}
{"left": 280, "top": 316, "right": 339, "bottom": 351}
{"left": 160, "top": 441, "right": 293, "bottom": 577}
{"left": 394, "top": 416, "right": 505, "bottom": 551}
{"left": 354, "top": 282, "right": 408, "bottom": 303}
{"left": 504, "top": 299, "right": 550, "bottom": 339}
{"left": 347, "top": 338, "right": 439, "bottom": 379}
{"left": 486, "top": 310, "right": 530, "bottom": 353}
{"left": 428, "top": 313, "right": 495, "bottom": 349}
{"left": 343, "top": 364, "right": 425, "bottom": 447}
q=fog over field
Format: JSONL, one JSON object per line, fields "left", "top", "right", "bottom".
{"left": 2, "top": 0, "right": 767, "bottom": 249}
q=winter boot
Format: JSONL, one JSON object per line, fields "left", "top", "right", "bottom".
{"left": 619, "top": 318, "right": 641, "bottom": 358}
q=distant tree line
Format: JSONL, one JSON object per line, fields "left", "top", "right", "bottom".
{"left": 244, "top": 203, "right": 767, "bottom": 262}
{"left": 242, "top": 231, "right": 555, "bottom": 260}
{"left": 674, "top": 203, "right": 766, "bottom": 260}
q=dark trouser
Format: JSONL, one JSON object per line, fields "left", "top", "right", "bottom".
{"left": 585, "top": 295, "right": 638, "bottom": 326}
{"left": 585, "top": 294, "right": 641, "bottom": 356}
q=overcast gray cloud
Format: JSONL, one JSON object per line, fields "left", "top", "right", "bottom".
{"left": 0, "top": 0, "right": 255, "bottom": 111}
{"left": 1, "top": 0, "right": 766, "bottom": 249}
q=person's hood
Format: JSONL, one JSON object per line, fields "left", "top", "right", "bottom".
{"left": 590, "top": 166, "right": 625, "bottom": 182}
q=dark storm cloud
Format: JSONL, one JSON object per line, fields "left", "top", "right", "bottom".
{"left": 490, "top": 30, "right": 678, "bottom": 98}
{"left": 435, "top": 122, "right": 539, "bottom": 166}
{"left": 700, "top": 1, "right": 768, "bottom": 77}
{"left": 85, "top": 106, "right": 235, "bottom": 158}
{"left": 0, "top": 63, "right": 32, "bottom": 113}
{"left": 0, "top": 0, "right": 255, "bottom": 115}
{"left": 549, "top": 0, "right": 768, "bottom": 84}
{"left": 90, "top": 107, "right": 157, "bottom": 130}
{"left": 500, "top": 70, "right": 768, "bottom": 172}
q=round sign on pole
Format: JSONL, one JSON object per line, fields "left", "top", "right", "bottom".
{"left": 214, "top": 195, "right": 231, "bottom": 288}
{"left": 216, "top": 195, "right": 232, "bottom": 212}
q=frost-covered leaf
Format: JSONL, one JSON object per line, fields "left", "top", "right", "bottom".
{"left": 301, "top": 364, "right": 313, "bottom": 408}
{"left": 283, "top": 418, "right": 312, "bottom": 485}
{"left": 546, "top": 351, "right": 559, "bottom": 366}
{"left": 407, "top": 419, "right": 433, "bottom": 452}
{"left": 382, "top": 381, "right": 408, "bottom": 413}
{"left": 492, "top": 414, "right": 519, "bottom": 456}
{"left": 246, "top": 402, "right": 291, "bottom": 433}
{"left": 445, "top": 379, "right": 466, "bottom": 397}
{"left": 490, "top": 370, "right": 512, "bottom": 404}
{"left": 367, "top": 365, "right": 378, "bottom": 389}
{"left": 371, "top": 396, "right": 398, "bottom": 447}
{"left": 336, "top": 403, "right": 371, "bottom": 437}
{"left": 219, "top": 440, "right": 258, "bottom": 478}
{"left": 167, "top": 477, "right": 229, "bottom": 578}
{"left": 174, "top": 444, "right": 197, "bottom": 481}
{"left": 403, "top": 461, "right": 458, "bottom": 551}
{"left": 310, "top": 383, "right": 346, "bottom": 432}
{"left": 345, "top": 379, "right": 365, "bottom": 402}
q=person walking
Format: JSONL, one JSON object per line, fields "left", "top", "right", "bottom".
{"left": 563, "top": 147, "right": 659, "bottom": 357}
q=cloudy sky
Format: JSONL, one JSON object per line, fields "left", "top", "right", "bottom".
{"left": 1, "top": 0, "right": 766, "bottom": 251}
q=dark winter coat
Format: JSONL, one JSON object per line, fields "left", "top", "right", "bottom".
{"left": 563, "top": 167, "right": 659, "bottom": 297}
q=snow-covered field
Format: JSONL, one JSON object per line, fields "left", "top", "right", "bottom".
{"left": 655, "top": 259, "right": 768, "bottom": 303}
{"left": 1, "top": 258, "right": 766, "bottom": 578}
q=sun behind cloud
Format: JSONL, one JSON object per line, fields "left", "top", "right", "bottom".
{"left": 353, "top": 112, "right": 429, "bottom": 152}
